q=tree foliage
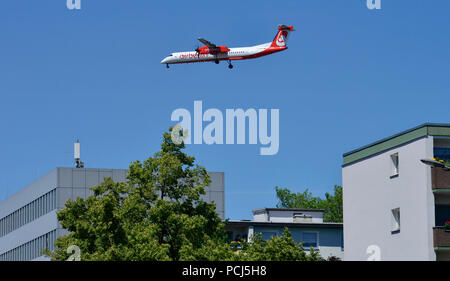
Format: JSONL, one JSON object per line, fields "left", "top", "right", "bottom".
{"left": 275, "top": 185, "right": 343, "bottom": 223}
{"left": 237, "top": 229, "right": 322, "bottom": 261}
{"left": 47, "top": 128, "right": 323, "bottom": 261}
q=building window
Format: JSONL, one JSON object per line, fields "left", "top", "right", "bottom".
{"left": 0, "top": 230, "right": 56, "bottom": 261}
{"left": 260, "top": 231, "right": 279, "bottom": 241}
{"left": 390, "top": 153, "right": 399, "bottom": 177}
{"left": 391, "top": 208, "right": 401, "bottom": 233}
{"left": 302, "top": 232, "right": 318, "bottom": 249}
{"left": 0, "top": 188, "right": 57, "bottom": 238}
{"left": 435, "top": 205, "right": 450, "bottom": 226}
{"left": 434, "top": 147, "right": 450, "bottom": 162}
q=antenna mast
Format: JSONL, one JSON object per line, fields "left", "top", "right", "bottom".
{"left": 74, "top": 140, "right": 85, "bottom": 168}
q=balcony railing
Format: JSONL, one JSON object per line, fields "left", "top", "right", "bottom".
{"left": 431, "top": 167, "right": 450, "bottom": 190}
{"left": 433, "top": 227, "right": 450, "bottom": 249}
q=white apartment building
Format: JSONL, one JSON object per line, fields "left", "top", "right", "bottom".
{"left": 343, "top": 123, "right": 450, "bottom": 261}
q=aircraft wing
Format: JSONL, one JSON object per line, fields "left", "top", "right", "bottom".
{"left": 198, "top": 38, "right": 217, "bottom": 48}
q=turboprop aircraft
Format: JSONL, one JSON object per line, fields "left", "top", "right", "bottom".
{"left": 160, "top": 25, "right": 295, "bottom": 69}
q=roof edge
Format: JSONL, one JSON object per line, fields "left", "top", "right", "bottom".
{"left": 342, "top": 123, "right": 450, "bottom": 166}
{"left": 252, "top": 208, "right": 325, "bottom": 214}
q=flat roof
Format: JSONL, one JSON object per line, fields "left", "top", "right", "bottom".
{"left": 343, "top": 123, "right": 450, "bottom": 166}
{"left": 226, "top": 221, "right": 343, "bottom": 228}
{"left": 252, "top": 208, "right": 325, "bottom": 214}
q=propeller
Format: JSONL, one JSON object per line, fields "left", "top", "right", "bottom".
{"left": 195, "top": 44, "right": 200, "bottom": 58}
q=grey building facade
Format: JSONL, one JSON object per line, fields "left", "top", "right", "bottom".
{"left": 0, "top": 168, "right": 225, "bottom": 261}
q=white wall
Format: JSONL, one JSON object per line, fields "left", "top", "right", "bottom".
{"left": 253, "top": 212, "right": 268, "bottom": 222}
{"left": 268, "top": 210, "right": 295, "bottom": 223}
{"left": 343, "top": 136, "right": 436, "bottom": 261}
{"left": 253, "top": 210, "right": 323, "bottom": 223}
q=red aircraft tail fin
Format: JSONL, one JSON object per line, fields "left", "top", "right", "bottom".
{"left": 271, "top": 25, "right": 295, "bottom": 48}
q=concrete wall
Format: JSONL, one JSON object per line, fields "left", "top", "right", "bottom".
{"left": 56, "top": 169, "right": 224, "bottom": 219}
{"left": 56, "top": 168, "right": 128, "bottom": 210}
{"left": 204, "top": 172, "right": 225, "bottom": 220}
{"left": 343, "top": 136, "right": 436, "bottom": 261}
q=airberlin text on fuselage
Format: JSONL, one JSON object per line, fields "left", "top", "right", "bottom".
{"left": 179, "top": 53, "right": 210, "bottom": 60}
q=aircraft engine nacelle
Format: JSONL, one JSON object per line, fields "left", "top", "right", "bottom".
{"left": 196, "top": 46, "right": 230, "bottom": 54}
{"left": 217, "top": 46, "right": 230, "bottom": 53}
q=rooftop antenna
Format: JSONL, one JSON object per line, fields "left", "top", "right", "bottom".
{"left": 74, "top": 140, "right": 84, "bottom": 168}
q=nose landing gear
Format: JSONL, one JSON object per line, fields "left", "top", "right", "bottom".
{"left": 166, "top": 64, "right": 169, "bottom": 69}
{"left": 228, "top": 61, "right": 233, "bottom": 69}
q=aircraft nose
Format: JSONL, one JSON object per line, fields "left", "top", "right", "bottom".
{"left": 161, "top": 57, "right": 168, "bottom": 64}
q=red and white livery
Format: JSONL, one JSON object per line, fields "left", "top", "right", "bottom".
{"left": 161, "top": 25, "right": 295, "bottom": 69}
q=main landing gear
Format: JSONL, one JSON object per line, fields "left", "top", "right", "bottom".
{"left": 213, "top": 59, "right": 233, "bottom": 69}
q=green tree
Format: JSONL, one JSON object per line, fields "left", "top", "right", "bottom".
{"left": 322, "top": 185, "right": 343, "bottom": 223}
{"left": 275, "top": 185, "right": 343, "bottom": 223}
{"left": 48, "top": 128, "right": 227, "bottom": 261}
{"left": 237, "top": 228, "right": 322, "bottom": 261}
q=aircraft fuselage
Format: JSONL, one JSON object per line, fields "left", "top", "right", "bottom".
{"left": 161, "top": 43, "right": 287, "bottom": 65}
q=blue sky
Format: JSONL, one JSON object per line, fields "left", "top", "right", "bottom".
{"left": 0, "top": 0, "right": 449, "bottom": 220}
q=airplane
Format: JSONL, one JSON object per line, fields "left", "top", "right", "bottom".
{"left": 160, "top": 25, "right": 295, "bottom": 69}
